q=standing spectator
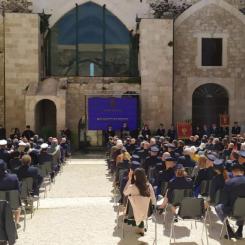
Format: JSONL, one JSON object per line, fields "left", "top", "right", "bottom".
{"left": 141, "top": 124, "right": 151, "bottom": 140}
{"left": 167, "top": 124, "right": 176, "bottom": 141}
{"left": 202, "top": 124, "right": 210, "bottom": 137}
{"left": 120, "top": 122, "right": 130, "bottom": 139}
{"left": 22, "top": 125, "right": 35, "bottom": 140}
{"left": 210, "top": 123, "right": 219, "bottom": 137}
{"left": 0, "top": 124, "right": 6, "bottom": 140}
{"left": 156, "top": 123, "right": 165, "bottom": 136}
{"left": 193, "top": 126, "right": 202, "bottom": 138}
{"left": 232, "top": 122, "right": 241, "bottom": 136}
{"left": 103, "top": 125, "right": 115, "bottom": 145}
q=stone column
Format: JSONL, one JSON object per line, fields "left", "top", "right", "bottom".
{"left": 5, "top": 13, "right": 40, "bottom": 135}
{"left": 139, "top": 19, "right": 173, "bottom": 130}
{"left": 0, "top": 15, "right": 4, "bottom": 126}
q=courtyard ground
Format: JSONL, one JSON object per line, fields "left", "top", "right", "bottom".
{"left": 15, "top": 157, "right": 244, "bottom": 245}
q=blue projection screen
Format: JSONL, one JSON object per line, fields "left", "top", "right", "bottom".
{"left": 88, "top": 97, "right": 138, "bottom": 130}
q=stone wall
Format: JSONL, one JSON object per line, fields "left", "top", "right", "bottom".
{"left": 140, "top": 19, "right": 173, "bottom": 130}
{"left": 0, "top": 15, "right": 4, "bottom": 126}
{"left": 174, "top": 1, "right": 245, "bottom": 126}
{"left": 5, "top": 13, "right": 40, "bottom": 134}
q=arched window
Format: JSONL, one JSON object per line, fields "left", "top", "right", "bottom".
{"left": 46, "top": 2, "right": 138, "bottom": 77}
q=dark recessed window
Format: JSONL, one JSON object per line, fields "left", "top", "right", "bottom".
{"left": 202, "top": 38, "right": 222, "bottom": 66}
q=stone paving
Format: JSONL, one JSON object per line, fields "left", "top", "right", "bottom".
{"left": 15, "top": 158, "right": 244, "bottom": 245}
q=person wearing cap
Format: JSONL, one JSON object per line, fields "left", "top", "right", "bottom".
{"left": 209, "top": 158, "right": 228, "bottom": 204}
{"left": 37, "top": 143, "right": 53, "bottom": 166}
{"left": 155, "top": 157, "right": 176, "bottom": 195}
{"left": 215, "top": 163, "right": 245, "bottom": 239}
{"left": 0, "top": 140, "right": 10, "bottom": 165}
{"left": 142, "top": 146, "right": 161, "bottom": 179}
{"left": 0, "top": 159, "right": 21, "bottom": 226}
{"left": 123, "top": 168, "right": 156, "bottom": 236}
{"left": 238, "top": 150, "right": 245, "bottom": 168}
{"left": 158, "top": 164, "right": 193, "bottom": 211}
{"left": 177, "top": 147, "right": 196, "bottom": 168}
{"left": 17, "top": 155, "right": 43, "bottom": 196}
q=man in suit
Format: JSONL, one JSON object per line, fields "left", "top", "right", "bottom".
{"left": 156, "top": 123, "right": 165, "bottom": 137}
{"left": 17, "top": 154, "right": 43, "bottom": 196}
{"left": 232, "top": 122, "right": 241, "bottom": 136}
{"left": 103, "top": 125, "right": 115, "bottom": 145}
{"left": 215, "top": 163, "right": 245, "bottom": 239}
{"left": 22, "top": 125, "right": 35, "bottom": 140}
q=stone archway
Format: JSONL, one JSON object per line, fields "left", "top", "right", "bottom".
{"left": 35, "top": 99, "right": 57, "bottom": 138}
{"left": 192, "top": 83, "right": 229, "bottom": 127}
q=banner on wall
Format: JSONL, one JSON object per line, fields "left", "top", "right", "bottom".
{"left": 88, "top": 97, "right": 138, "bottom": 130}
{"left": 220, "top": 114, "right": 230, "bottom": 127}
{"left": 177, "top": 122, "right": 192, "bottom": 139}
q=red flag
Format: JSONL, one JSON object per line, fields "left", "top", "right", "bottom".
{"left": 220, "top": 114, "right": 230, "bottom": 127}
{"left": 177, "top": 122, "right": 192, "bottom": 139}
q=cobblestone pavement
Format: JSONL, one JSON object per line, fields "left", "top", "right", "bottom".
{"left": 15, "top": 158, "right": 244, "bottom": 245}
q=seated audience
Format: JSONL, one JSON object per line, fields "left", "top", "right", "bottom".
{"left": 17, "top": 155, "right": 43, "bottom": 196}
{"left": 215, "top": 163, "right": 245, "bottom": 239}
{"left": 0, "top": 159, "right": 21, "bottom": 226}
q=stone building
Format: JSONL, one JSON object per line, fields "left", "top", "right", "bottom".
{"left": 0, "top": 0, "right": 245, "bottom": 147}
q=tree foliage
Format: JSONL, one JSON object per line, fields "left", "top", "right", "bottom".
{"left": 0, "top": 0, "right": 32, "bottom": 13}
{"left": 149, "top": 0, "right": 192, "bottom": 18}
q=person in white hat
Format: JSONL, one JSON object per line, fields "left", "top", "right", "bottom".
{"left": 18, "top": 141, "right": 27, "bottom": 158}
{"left": 38, "top": 143, "right": 52, "bottom": 167}
{"left": 0, "top": 139, "right": 10, "bottom": 164}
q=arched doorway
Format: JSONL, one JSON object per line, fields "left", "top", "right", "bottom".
{"left": 35, "top": 99, "right": 57, "bottom": 139}
{"left": 192, "top": 83, "right": 229, "bottom": 127}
